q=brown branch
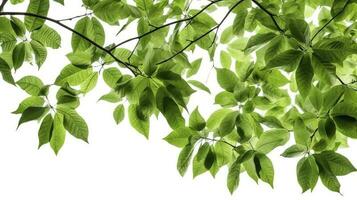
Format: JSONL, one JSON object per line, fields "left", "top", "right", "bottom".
{"left": 0, "top": 12, "right": 141, "bottom": 76}
{"left": 156, "top": 0, "right": 246, "bottom": 65}
{"left": 0, "top": 0, "right": 8, "bottom": 12}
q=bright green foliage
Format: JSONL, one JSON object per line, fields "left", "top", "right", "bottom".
{"left": 1, "top": 0, "right": 357, "bottom": 195}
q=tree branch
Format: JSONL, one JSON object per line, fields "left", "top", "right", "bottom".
{"left": 251, "top": 0, "right": 284, "bottom": 33}
{"left": 0, "top": 12, "right": 141, "bottom": 76}
{"left": 156, "top": 0, "right": 245, "bottom": 65}
{"left": 200, "top": 137, "right": 237, "bottom": 148}
{"left": 109, "top": 0, "right": 224, "bottom": 51}
{"left": 310, "top": 0, "right": 350, "bottom": 43}
{"left": 0, "top": 0, "right": 8, "bottom": 12}
{"left": 58, "top": 12, "right": 93, "bottom": 22}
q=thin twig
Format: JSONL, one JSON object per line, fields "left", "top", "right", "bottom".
{"left": 0, "top": 0, "right": 8, "bottom": 12}
{"left": 200, "top": 137, "right": 237, "bottom": 148}
{"left": 58, "top": 12, "right": 93, "bottom": 22}
{"left": 109, "top": 0, "right": 223, "bottom": 51}
{"left": 310, "top": 0, "right": 350, "bottom": 43}
{"left": 156, "top": 0, "right": 245, "bottom": 65}
{"left": 251, "top": 0, "right": 284, "bottom": 33}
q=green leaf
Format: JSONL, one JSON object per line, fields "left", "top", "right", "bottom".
{"left": 164, "top": 127, "right": 195, "bottom": 148}
{"left": 128, "top": 104, "right": 150, "bottom": 138}
{"left": 17, "top": 106, "right": 48, "bottom": 128}
{"left": 156, "top": 87, "right": 185, "bottom": 129}
{"left": 0, "top": 57, "right": 15, "bottom": 85}
{"left": 216, "top": 68, "right": 238, "bottom": 92}
{"left": 186, "top": 58, "right": 202, "bottom": 77}
{"left": 193, "top": 143, "right": 210, "bottom": 178}
{"left": 189, "top": 107, "right": 206, "bottom": 131}
{"left": 315, "top": 151, "right": 356, "bottom": 176}
{"left": 31, "top": 25, "right": 61, "bottom": 49}
{"left": 24, "top": 0, "right": 50, "bottom": 31}
{"left": 281, "top": 144, "right": 307, "bottom": 158}
{"left": 245, "top": 32, "right": 277, "bottom": 52}
{"left": 220, "top": 51, "right": 232, "bottom": 69}
{"left": 255, "top": 129, "right": 289, "bottom": 154}
{"left": 16, "top": 75, "right": 44, "bottom": 96}
{"left": 80, "top": 72, "right": 98, "bottom": 93}
{"left": 287, "top": 19, "right": 310, "bottom": 43}
{"left": 265, "top": 49, "right": 303, "bottom": 69}
{"left": 187, "top": 80, "right": 211, "bottom": 94}
{"left": 55, "top": 64, "right": 93, "bottom": 86}
{"left": 295, "top": 54, "right": 313, "bottom": 99}
{"left": 177, "top": 144, "right": 194, "bottom": 176}
{"left": 10, "top": 16, "right": 26, "bottom": 37}
{"left": 103, "top": 67, "right": 122, "bottom": 88}
{"left": 12, "top": 96, "right": 44, "bottom": 114}
{"left": 50, "top": 113, "right": 66, "bottom": 155}
{"left": 113, "top": 104, "right": 125, "bottom": 125}
{"left": 93, "top": 0, "right": 123, "bottom": 24}
{"left": 38, "top": 113, "right": 53, "bottom": 149}
{"left": 293, "top": 118, "right": 311, "bottom": 146}
{"left": 56, "top": 105, "right": 89, "bottom": 143}
{"left": 30, "top": 40, "right": 47, "bottom": 67}
{"left": 215, "top": 91, "right": 237, "bottom": 107}
{"left": 227, "top": 158, "right": 241, "bottom": 194}
{"left": 255, "top": 153, "right": 274, "bottom": 188}
{"left": 12, "top": 42, "right": 26, "bottom": 70}
{"left": 297, "top": 156, "right": 319, "bottom": 192}
{"left": 218, "top": 111, "right": 239, "bottom": 137}
{"left": 71, "top": 16, "right": 94, "bottom": 52}
{"left": 330, "top": 101, "right": 357, "bottom": 138}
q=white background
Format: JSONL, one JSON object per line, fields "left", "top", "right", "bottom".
{"left": 0, "top": 1, "right": 356, "bottom": 199}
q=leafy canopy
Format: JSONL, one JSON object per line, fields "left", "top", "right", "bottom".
{"left": 1, "top": 0, "right": 357, "bottom": 195}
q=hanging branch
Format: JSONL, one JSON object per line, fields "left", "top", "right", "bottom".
{"left": 0, "top": 11, "right": 142, "bottom": 76}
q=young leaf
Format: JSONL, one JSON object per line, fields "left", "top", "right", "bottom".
{"left": 296, "top": 156, "right": 319, "bottom": 192}
{"left": 293, "top": 118, "right": 311, "bottom": 146}
{"left": 38, "top": 113, "right": 53, "bottom": 149}
{"left": 255, "top": 153, "right": 274, "bottom": 188}
{"left": 113, "top": 104, "right": 125, "bottom": 125}
{"left": 56, "top": 105, "right": 89, "bottom": 143}
{"left": 12, "top": 42, "right": 25, "bottom": 70}
{"left": 24, "top": 0, "right": 49, "bottom": 31}
{"left": 281, "top": 144, "right": 307, "bottom": 158}
{"left": 189, "top": 107, "right": 206, "bottom": 131}
{"left": 17, "top": 106, "right": 48, "bottom": 129}
{"left": 177, "top": 144, "right": 194, "bottom": 176}
{"left": 128, "top": 104, "right": 150, "bottom": 139}
{"left": 216, "top": 68, "right": 239, "bottom": 92}
{"left": 31, "top": 25, "right": 61, "bottom": 49}
{"left": 50, "top": 113, "right": 66, "bottom": 155}
{"left": 255, "top": 129, "right": 290, "bottom": 154}
{"left": 295, "top": 54, "right": 313, "bottom": 99}
{"left": 16, "top": 75, "right": 44, "bottom": 96}
{"left": 227, "top": 158, "right": 241, "bottom": 194}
